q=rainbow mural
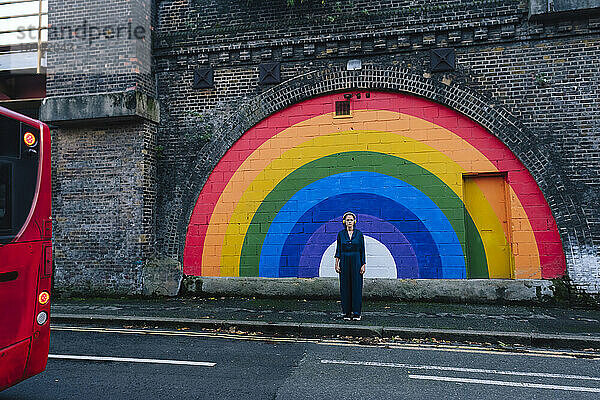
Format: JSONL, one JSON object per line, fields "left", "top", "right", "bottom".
{"left": 184, "top": 92, "right": 566, "bottom": 280}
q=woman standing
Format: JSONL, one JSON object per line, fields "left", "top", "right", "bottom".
{"left": 334, "top": 211, "right": 366, "bottom": 321}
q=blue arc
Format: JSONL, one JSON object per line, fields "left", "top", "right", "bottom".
{"left": 278, "top": 193, "right": 438, "bottom": 278}
{"left": 259, "top": 171, "right": 466, "bottom": 278}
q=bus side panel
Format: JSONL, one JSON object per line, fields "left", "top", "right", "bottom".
{"left": 23, "top": 242, "right": 51, "bottom": 380}
{"left": 0, "top": 110, "right": 51, "bottom": 390}
{"left": 0, "top": 338, "right": 30, "bottom": 391}
{"left": 0, "top": 243, "right": 41, "bottom": 350}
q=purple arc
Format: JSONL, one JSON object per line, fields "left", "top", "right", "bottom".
{"left": 297, "top": 214, "right": 419, "bottom": 278}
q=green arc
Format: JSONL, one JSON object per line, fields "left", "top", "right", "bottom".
{"left": 238, "top": 151, "right": 488, "bottom": 278}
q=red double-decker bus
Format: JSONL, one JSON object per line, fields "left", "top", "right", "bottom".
{"left": 0, "top": 106, "right": 51, "bottom": 391}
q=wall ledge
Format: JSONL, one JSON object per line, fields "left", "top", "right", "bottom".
{"left": 40, "top": 90, "right": 160, "bottom": 126}
{"left": 182, "top": 277, "right": 556, "bottom": 305}
{"left": 529, "top": 0, "right": 600, "bottom": 19}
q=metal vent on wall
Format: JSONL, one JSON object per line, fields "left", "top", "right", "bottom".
{"left": 430, "top": 48, "right": 456, "bottom": 72}
{"left": 335, "top": 101, "right": 351, "bottom": 116}
{"left": 193, "top": 68, "right": 214, "bottom": 89}
{"left": 259, "top": 62, "right": 281, "bottom": 85}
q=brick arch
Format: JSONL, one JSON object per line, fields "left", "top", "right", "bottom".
{"left": 165, "top": 65, "right": 588, "bottom": 282}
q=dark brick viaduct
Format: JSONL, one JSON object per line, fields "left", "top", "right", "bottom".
{"left": 40, "top": 0, "right": 600, "bottom": 296}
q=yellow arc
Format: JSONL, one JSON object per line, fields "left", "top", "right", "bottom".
{"left": 198, "top": 110, "right": 539, "bottom": 278}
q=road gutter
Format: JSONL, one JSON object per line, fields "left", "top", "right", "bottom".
{"left": 51, "top": 313, "right": 600, "bottom": 351}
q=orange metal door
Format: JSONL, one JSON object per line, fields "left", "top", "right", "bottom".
{"left": 464, "top": 175, "right": 513, "bottom": 278}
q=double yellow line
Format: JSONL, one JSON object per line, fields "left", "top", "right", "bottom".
{"left": 51, "top": 325, "right": 600, "bottom": 360}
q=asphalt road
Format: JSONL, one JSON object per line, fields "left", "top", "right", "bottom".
{"left": 3, "top": 326, "right": 600, "bottom": 399}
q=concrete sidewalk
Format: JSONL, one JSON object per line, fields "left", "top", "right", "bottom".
{"left": 51, "top": 297, "right": 600, "bottom": 351}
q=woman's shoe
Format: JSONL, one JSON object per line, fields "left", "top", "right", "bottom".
{"left": 352, "top": 314, "right": 361, "bottom": 321}
{"left": 343, "top": 313, "right": 352, "bottom": 321}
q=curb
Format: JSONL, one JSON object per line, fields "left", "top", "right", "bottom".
{"left": 381, "top": 327, "right": 600, "bottom": 350}
{"left": 51, "top": 313, "right": 600, "bottom": 351}
{"left": 52, "top": 314, "right": 382, "bottom": 338}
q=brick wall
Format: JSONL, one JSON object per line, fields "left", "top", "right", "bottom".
{"left": 153, "top": 0, "right": 600, "bottom": 292}
{"left": 46, "top": 0, "right": 600, "bottom": 294}
{"left": 51, "top": 121, "right": 157, "bottom": 294}
{"left": 47, "top": 0, "right": 157, "bottom": 295}
{"left": 47, "top": 0, "right": 153, "bottom": 96}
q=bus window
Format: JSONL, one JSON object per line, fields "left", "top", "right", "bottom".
{"left": 0, "top": 163, "right": 8, "bottom": 230}
{"left": 0, "top": 115, "right": 21, "bottom": 158}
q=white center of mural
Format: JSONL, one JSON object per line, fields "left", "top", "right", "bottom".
{"left": 319, "top": 235, "right": 397, "bottom": 278}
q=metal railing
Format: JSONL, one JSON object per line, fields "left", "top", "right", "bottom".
{"left": 0, "top": 0, "right": 47, "bottom": 73}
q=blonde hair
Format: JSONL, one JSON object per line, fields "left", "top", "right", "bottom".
{"left": 342, "top": 211, "right": 357, "bottom": 227}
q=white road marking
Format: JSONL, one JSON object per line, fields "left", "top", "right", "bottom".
{"left": 408, "top": 374, "right": 600, "bottom": 393}
{"left": 49, "top": 354, "right": 215, "bottom": 367}
{"left": 320, "top": 359, "right": 600, "bottom": 381}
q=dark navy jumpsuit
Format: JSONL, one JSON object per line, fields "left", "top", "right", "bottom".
{"left": 335, "top": 229, "right": 366, "bottom": 316}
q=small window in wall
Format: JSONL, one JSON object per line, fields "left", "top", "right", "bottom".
{"left": 335, "top": 101, "right": 351, "bottom": 117}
